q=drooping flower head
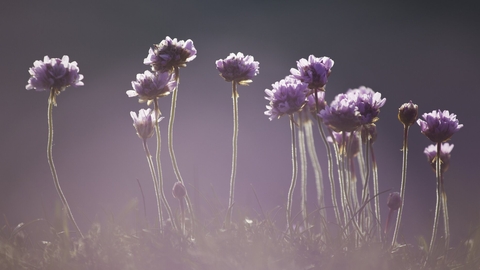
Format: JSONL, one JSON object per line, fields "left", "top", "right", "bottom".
{"left": 327, "top": 131, "right": 360, "bottom": 158}
{"left": 346, "top": 86, "right": 386, "bottom": 125}
{"left": 144, "top": 36, "right": 197, "bottom": 73}
{"left": 130, "top": 108, "right": 162, "bottom": 141}
{"left": 264, "top": 77, "right": 308, "bottom": 120}
{"left": 290, "top": 55, "right": 334, "bottom": 90}
{"left": 398, "top": 100, "right": 418, "bottom": 127}
{"left": 216, "top": 52, "right": 259, "bottom": 85}
{"left": 306, "top": 89, "right": 327, "bottom": 114}
{"left": 318, "top": 93, "right": 361, "bottom": 132}
{"left": 126, "top": 70, "right": 177, "bottom": 104}
{"left": 417, "top": 110, "right": 463, "bottom": 143}
{"left": 172, "top": 181, "right": 187, "bottom": 199}
{"left": 26, "top": 55, "right": 84, "bottom": 105}
{"left": 424, "top": 143, "right": 454, "bottom": 173}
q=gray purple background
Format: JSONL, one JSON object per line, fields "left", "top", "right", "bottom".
{"left": 1, "top": 1, "right": 479, "bottom": 243}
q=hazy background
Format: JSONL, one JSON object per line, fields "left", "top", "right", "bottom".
{"left": 1, "top": 0, "right": 479, "bottom": 243}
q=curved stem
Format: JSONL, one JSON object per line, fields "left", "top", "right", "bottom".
{"left": 47, "top": 89, "right": 84, "bottom": 239}
{"left": 391, "top": 125, "right": 409, "bottom": 248}
{"left": 441, "top": 166, "right": 450, "bottom": 249}
{"left": 370, "top": 139, "right": 381, "bottom": 240}
{"left": 168, "top": 68, "right": 195, "bottom": 234}
{"left": 153, "top": 100, "right": 177, "bottom": 231}
{"left": 286, "top": 115, "right": 298, "bottom": 237}
{"left": 142, "top": 140, "right": 164, "bottom": 233}
{"left": 226, "top": 81, "right": 239, "bottom": 227}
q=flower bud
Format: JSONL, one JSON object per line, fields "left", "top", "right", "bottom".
{"left": 398, "top": 100, "right": 418, "bottom": 127}
{"left": 387, "top": 192, "right": 402, "bottom": 211}
{"left": 172, "top": 181, "right": 186, "bottom": 199}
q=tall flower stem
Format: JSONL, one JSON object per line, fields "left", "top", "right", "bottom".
{"left": 392, "top": 125, "right": 409, "bottom": 248}
{"left": 286, "top": 115, "right": 298, "bottom": 237}
{"left": 315, "top": 108, "right": 342, "bottom": 226}
{"left": 304, "top": 114, "right": 326, "bottom": 221}
{"left": 153, "top": 100, "right": 177, "bottom": 232}
{"left": 168, "top": 68, "right": 195, "bottom": 234}
{"left": 370, "top": 139, "right": 381, "bottom": 239}
{"left": 226, "top": 81, "right": 239, "bottom": 227}
{"left": 441, "top": 163, "right": 450, "bottom": 249}
{"left": 298, "top": 113, "right": 309, "bottom": 230}
{"left": 428, "top": 143, "right": 442, "bottom": 257}
{"left": 47, "top": 89, "right": 84, "bottom": 239}
{"left": 142, "top": 140, "right": 164, "bottom": 233}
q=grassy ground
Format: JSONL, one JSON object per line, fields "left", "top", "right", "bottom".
{"left": 2, "top": 201, "right": 480, "bottom": 270}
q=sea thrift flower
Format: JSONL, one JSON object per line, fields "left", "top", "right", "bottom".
{"left": 265, "top": 77, "right": 308, "bottom": 120}
{"left": 346, "top": 86, "right": 386, "bottom": 125}
{"left": 144, "top": 36, "right": 197, "bottom": 72}
{"left": 216, "top": 52, "right": 259, "bottom": 85}
{"left": 172, "top": 181, "right": 187, "bottom": 199}
{"left": 126, "top": 70, "right": 177, "bottom": 104}
{"left": 290, "top": 55, "right": 334, "bottom": 90}
{"left": 130, "top": 108, "right": 162, "bottom": 141}
{"left": 318, "top": 93, "right": 361, "bottom": 132}
{"left": 26, "top": 55, "right": 84, "bottom": 105}
{"left": 417, "top": 110, "right": 463, "bottom": 143}
{"left": 398, "top": 101, "right": 418, "bottom": 127}
{"left": 424, "top": 143, "right": 454, "bottom": 173}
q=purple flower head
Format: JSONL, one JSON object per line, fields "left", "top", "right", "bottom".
{"left": 327, "top": 131, "right": 360, "bottom": 158}
{"left": 216, "top": 52, "right": 259, "bottom": 86}
{"left": 424, "top": 143, "right": 454, "bottom": 173}
{"left": 318, "top": 93, "right": 361, "bottom": 132}
{"left": 387, "top": 192, "right": 402, "bottom": 211}
{"left": 172, "top": 181, "right": 187, "bottom": 199}
{"left": 417, "top": 110, "right": 463, "bottom": 143}
{"left": 144, "top": 36, "right": 197, "bottom": 72}
{"left": 126, "top": 70, "right": 177, "bottom": 104}
{"left": 26, "top": 55, "right": 84, "bottom": 105}
{"left": 130, "top": 108, "right": 163, "bottom": 141}
{"left": 290, "top": 55, "right": 334, "bottom": 90}
{"left": 346, "top": 86, "right": 386, "bottom": 125}
{"left": 398, "top": 100, "right": 418, "bottom": 127}
{"left": 264, "top": 77, "right": 308, "bottom": 120}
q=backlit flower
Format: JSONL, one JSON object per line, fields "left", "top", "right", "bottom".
{"left": 318, "top": 93, "right": 361, "bottom": 132}
{"left": 346, "top": 86, "right": 386, "bottom": 125}
{"left": 130, "top": 108, "right": 162, "bottom": 141}
{"left": 172, "top": 181, "right": 187, "bottom": 199}
{"left": 216, "top": 52, "right": 259, "bottom": 85}
{"left": 126, "top": 70, "right": 177, "bottom": 104}
{"left": 26, "top": 55, "right": 84, "bottom": 105}
{"left": 417, "top": 110, "right": 463, "bottom": 143}
{"left": 424, "top": 143, "right": 454, "bottom": 173}
{"left": 387, "top": 192, "right": 402, "bottom": 211}
{"left": 290, "top": 55, "right": 334, "bottom": 90}
{"left": 264, "top": 77, "right": 307, "bottom": 120}
{"left": 306, "top": 90, "right": 327, "bottom": 113}
{"left": 144, "top": 36, "right": 197, "bottom": 72}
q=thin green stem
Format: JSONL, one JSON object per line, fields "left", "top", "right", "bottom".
{"left": 315, "top": 117, "right": 342, "bottom": 226}
{"left": 142, "top": 140, "right": 163, "bottom": 233}
{"left": 392, "top": 125, "right": 409, "bottom": 248}
{"left": 47, "top": 89, "right": 84, "bottom": 239}
{"left": 428, "top": 143, "right": 442, "bottom": 257}
{"left": 286, "top": 114, "right": 298, "bottom": 238}
{"left": 226, "top": 81, "right": 239, "bottom": 227}
{"left": 153, "top": 100, "right": 177, "bottom": 232}
{"left": 304, "top": 114, "right": 326, "bottom": 220}
{"left": 370, "top": 139, "right": 381, "bottom": 240}
{"left": 441, "top": 167, "right": 450, "bottom": 249}
{"left": 168, "top": 68, "right": 195, "bottom": 234}
{"left": 298, "top": 113, "right": 308, "bottom": 230}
